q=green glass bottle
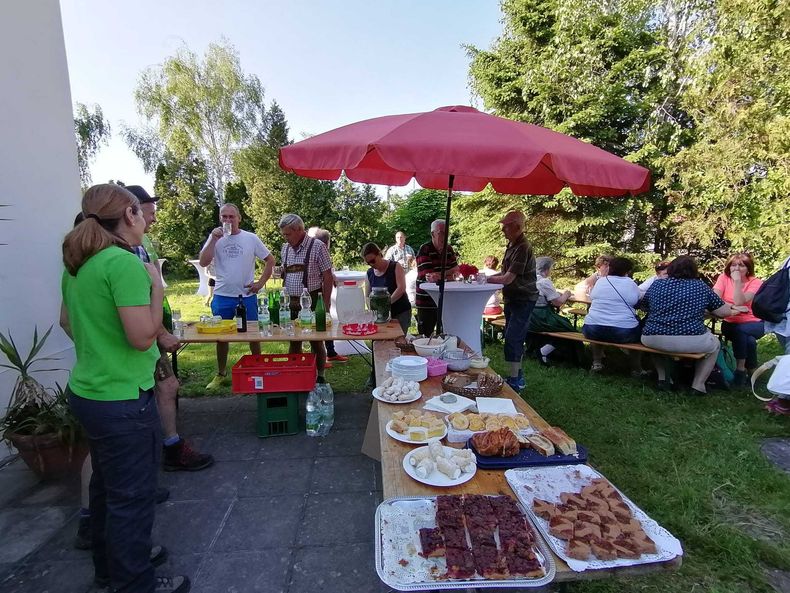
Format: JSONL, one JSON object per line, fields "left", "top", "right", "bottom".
{"left": 315, "top": 294, "right": 326, "bottom": 332}
{"left": 162, "top": 296, "right": 173, "bottom": 333}
{"left": 269, "top": 289, "right": 280, "bottom": 326}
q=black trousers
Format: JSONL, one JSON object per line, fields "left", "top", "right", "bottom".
{"left": 69, "top": 388, "right": 160, "bottom": 593}
{"left": 417, "top": 307, "right": 438, "bottom": 337}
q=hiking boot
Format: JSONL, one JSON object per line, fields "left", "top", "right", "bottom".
{"left": 205, "top": 374, "right": 230, "bottom": 391}
{"left": 163, "top": 440, "right": 214, "bottom": 472}
{"left": 94, "top": 546, "right": 168, "bottom": 586}
{"left": 155, "top": 575, "right": 191, "bottom": 593}
{"left": 74, "top": 515, "right": 91, "bottom": 550}
{"left": 327, "top": 354, "right": 349, "bottom": 363}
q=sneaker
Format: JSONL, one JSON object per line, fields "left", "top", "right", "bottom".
{"left": 205, "top": 373, "right": 230, "bottom": 391}
{"left": 590, "top": 362, "right": 604, "bottom": 373}
{"left": 324, "top": 362, "right": 334, "bottom": 370}
{"left": 733, "top": 370, "right": 749, "bottom": 388}
{"left": 163, "top": 440, "right": 215, "bottom": 472}
{"left": 155, "top": 575, "right": 191, "bottom": 593}
{"left": 74, "top": 515, "right": 91, "bottom": 550}
{"left": 94, "top": 547, "right": 168, "bottom": 586}
{"left": 506, "top": 377, "right": 521, "bottom": 392}
{"left": 327, "top": 354, "right": 349, "bottom": 363}
{"left": 630, "top": 369, "right": 651, "bottom": 379}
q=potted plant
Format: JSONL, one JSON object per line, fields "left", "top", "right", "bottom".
{"left": 1, "top": 326, "right": 87, "bottom": 479}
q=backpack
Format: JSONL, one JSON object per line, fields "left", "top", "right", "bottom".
{"left": 751, "top": 260, "right": 790, "bottom": 323}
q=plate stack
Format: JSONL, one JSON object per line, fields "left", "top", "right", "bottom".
{"left": 389, "top": 356, "right": 428, "bottom": 382}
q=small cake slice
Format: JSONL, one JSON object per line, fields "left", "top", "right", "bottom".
{"left": 566, "top": 538, "right": 592, "bottom": 560}
{"left": 532, "top": 498, "right": 557, "bottom": 520}
{"left": 600, "top": 522, "right": 622, "bottom": 540}
{"left": 612, "top": 539, "right": 640, "bottom": 559}
{"left": 590, "top": 537, "right": 618, "bottom": 560}
{"left": 445, "top": 546, "right": 476, "bottom": 579}
{"left": 418, "top": 527, "right": 445, "bottom": 558}
{"left": 548, "top": 516, "right": 574, "bottom": 540}
{"left": 573, "top": 521, "right": 601, "bottom": 543}
{"left": 631, "top": 532, "right": 658, "bottom": 555}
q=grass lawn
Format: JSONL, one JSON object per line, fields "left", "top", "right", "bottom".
{"left": 167, "top": 279, "right": 790, "bottom": 593}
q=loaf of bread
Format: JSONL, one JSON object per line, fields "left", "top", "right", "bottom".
{"left": 541, "top": 426, "right": 577, "bottom": 455}
{"left": 470, "top": 428, "right": 520, "bottom": 457}
{"left": 526, "top": 434, "right": 555, "bottom": 456}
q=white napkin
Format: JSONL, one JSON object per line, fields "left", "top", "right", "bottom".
{"left": 475, "top": 397, "right": 517, "bottom": 415}
{"left": 423, "top": 394, "right": 477, "bottom": 414}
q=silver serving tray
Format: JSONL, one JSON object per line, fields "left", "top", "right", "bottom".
{"left": 375, "top": 495, "right": 556, "bottom": 591}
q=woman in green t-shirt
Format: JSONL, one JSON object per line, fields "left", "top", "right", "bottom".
{"left": 61, "top": 184, "right": 189, "bottom": 593}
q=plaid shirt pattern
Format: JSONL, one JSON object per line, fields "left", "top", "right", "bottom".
{"left": 280, "top": 236, "right": 332, "bottom": 296}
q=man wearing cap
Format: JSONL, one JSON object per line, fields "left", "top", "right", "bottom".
{"left": 487, "top": 210, "right": 538, "bottom": 392}
{"left": 126, "top": 185, "right": 214, "bottom": 472}
{"left": 199, "top": 203, "right": 275, "bottom": 390}
{"left": 415, "top": 219, "right": 460, "bottom": 337}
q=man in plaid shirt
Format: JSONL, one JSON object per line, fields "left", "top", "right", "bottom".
{"left": 278, "top": 214, "right": 334, "bottom": 381}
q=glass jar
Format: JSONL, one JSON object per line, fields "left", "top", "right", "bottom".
{"left": 369, "top": 287, "right": 391, "bottom": 324}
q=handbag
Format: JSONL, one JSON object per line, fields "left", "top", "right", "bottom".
{"left": 752, "top": 260, "right": 790, "bottom": 323}
{"left": 750, "top": 355, "right": 790, "bottom": 401}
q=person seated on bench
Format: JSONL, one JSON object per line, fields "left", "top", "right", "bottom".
{"left": 582, "top": 257, "right": 646, "bottom": 376}
{"left": 641, "top": 256, "right": 748, "bottom": 395}
{"left": 638, "top": 260, "right": 670, "bottom": 298}
{"left": 574, "top": 254, "right": 611, "bottom": 299}
{"left": 528, "top": 257, "right": 579, "bottom": 366}
{"left": 481, "top": 255, "right": 503, "bottom": 315}
{"left": 712, "top": 252, "right": 764, "bottom": 387}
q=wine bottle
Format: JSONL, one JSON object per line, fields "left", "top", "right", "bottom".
{"left": 315, "top": 294, "right": 326, "bottom": 332}
{"left": 235, "top": 295, "right": 247, "bottom": 332}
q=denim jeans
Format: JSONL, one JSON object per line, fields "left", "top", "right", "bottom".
{"left": 582, "top": 323, "right": 641, "bottom": 344}
{"left": 68, "top": 388, "right": 161, "bottom": 593}
{"left": 721, "top": 320, "right": 765, "bottom": 369}
{"left": 504, "top": 300, "right": 537, "bottom": 363}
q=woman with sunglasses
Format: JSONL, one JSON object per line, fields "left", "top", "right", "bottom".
{"left": 713, "top": 252, "right": 765, "bottom": 386}
{"left": 362, "top": 242, "right": 412, "bottom": 333}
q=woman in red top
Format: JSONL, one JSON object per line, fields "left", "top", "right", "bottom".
{"left": 713, "top": 252, "right": 764, "bottom": 386}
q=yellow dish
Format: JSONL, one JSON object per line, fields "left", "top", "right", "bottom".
{"left": 195, "top": 320, "right": 237, "bottom": 334}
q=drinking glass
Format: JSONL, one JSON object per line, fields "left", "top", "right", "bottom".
{"left": 222, "top": 222, "right": 232, "bottom": 237}
{"left": 272, "top": 265, "right": 283, "bottom": 281}
{"left": 476, "top": 272, "right": 487, "bottom": 285}
{"left": 171, "top": 309, "right": 181, "bottom": 323}
{"left": 454, "top": 272, "right": 464, "bottom": 283}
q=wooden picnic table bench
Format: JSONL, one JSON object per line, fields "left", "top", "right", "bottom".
{"left": 534, "top": 331, "right": 706, "bottom": 360}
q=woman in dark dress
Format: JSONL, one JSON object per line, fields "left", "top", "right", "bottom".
{"left": 362, "top": 243, "right": 412, "bottom": 333}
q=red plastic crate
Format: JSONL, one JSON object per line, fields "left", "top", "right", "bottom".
{"left": 231, "top": 353, "right": 317, "bottom": 394}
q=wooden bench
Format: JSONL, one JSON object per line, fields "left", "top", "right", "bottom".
{"left": 534, "top": 331, "right": 706, "bottom": 360}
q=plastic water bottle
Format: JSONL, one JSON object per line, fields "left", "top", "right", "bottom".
{"left": 257, "top": 300, "right": 272, "bottom": 336}
{"left": 305, "top": 389, "right": 321, "bottom": 437}
{"left": 316, "top": 383, "right": 334, "bottom": 436}
{"left": 299, "top": 288, "right": 313, "bottom": 331}
{"left": 279, "top": 289, "right": 292, "bottom": 334}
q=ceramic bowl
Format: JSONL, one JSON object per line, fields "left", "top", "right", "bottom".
{"left": 412, "top": 337, "right": 447, "bottom": 358}
{"left": 469, "top": 356, "right": 490, "bottom": 369}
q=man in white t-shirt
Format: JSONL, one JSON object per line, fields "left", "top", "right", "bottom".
{"left": 199, "top": 204, "right": 275, "bottom": 390}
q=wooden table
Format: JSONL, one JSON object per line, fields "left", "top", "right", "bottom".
{"left": 370, "top": 340, "right": 681, "bottom": 583}
{"left": 173, "top": 321, "right": 404, "bottom": 376}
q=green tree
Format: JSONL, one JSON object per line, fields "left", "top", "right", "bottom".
{"left": 330, "top": 178, "right": 388, "bottom": 265}
{"left": 384, "top": 189, "right": 448, "bottom": 250}
{"left": 149, "top": 155, "right": 218, "bottom": 277}
{"left": 73, "top": 102, "right": 111, "bottom": 187}
{"left": 132, "top": 40, "right": 266, "bottom": 206}
{"left": 659, "top": 0, "right": 790, "bottom": 276}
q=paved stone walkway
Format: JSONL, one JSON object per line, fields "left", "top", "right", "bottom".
{"left": 0, "top": 394, "right": 391, "bottom": 593}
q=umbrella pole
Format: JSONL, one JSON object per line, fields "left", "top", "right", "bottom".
{"left": 435, "top": 175, "right": 454, "bottom": 336}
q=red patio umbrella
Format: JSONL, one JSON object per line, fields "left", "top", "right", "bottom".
{"left": 279, "top": 105, "right": 651, "bottom": 333}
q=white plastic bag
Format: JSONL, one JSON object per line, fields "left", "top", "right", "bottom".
{"left": 751, "top": 355, "right": 790, "bottom": 401}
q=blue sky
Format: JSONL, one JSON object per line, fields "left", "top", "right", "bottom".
{"left": 60, "top": 0, "right": 504, "bottom": 194}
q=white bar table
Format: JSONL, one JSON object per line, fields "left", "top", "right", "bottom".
{"left": 420, "top": 281, "right": 502, "bottom": 354}
{"left": 188, "top": 259, "right": 210, "bottom": 297}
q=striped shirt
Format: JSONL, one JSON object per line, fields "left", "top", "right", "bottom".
{"left": 280, "top": 235, "right": 332, "bottom": 296}
{"left": 415, "top": 241, "right": 458, "bottom": 308}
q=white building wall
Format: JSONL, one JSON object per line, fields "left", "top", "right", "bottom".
{"left": 0, "top": 0, "right": 80, "bottom": 414}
